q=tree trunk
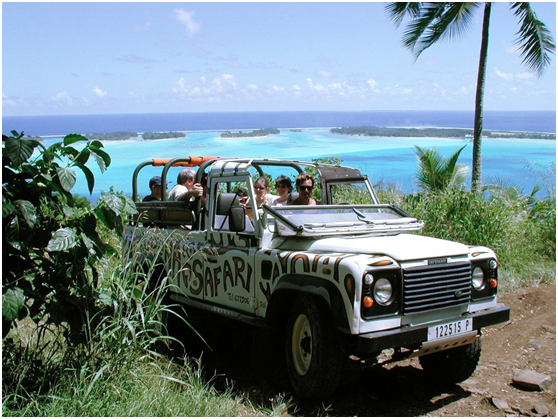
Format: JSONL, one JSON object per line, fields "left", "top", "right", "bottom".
{"left": 471, "top": 2, "right": 492, "bottom": 193}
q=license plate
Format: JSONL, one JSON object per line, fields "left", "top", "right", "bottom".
{"left": 427, "top": 319, "right": 473, "bottom": 341}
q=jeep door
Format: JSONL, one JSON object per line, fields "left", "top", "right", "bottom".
{"left": 203, "top": 174, "right": 258, "bottom": 314}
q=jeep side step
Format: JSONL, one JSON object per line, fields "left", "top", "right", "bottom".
{"left": 170, "top": 294, "right": 267, "bottom": 327}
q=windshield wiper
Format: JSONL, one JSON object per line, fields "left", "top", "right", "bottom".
{"left": 352, "top": 208, "right": 375, "bottom": 224}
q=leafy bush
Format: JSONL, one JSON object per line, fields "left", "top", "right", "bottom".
{"left": 2, "top": 131, "right": 136, "bottom": 346}
{"left": 399, "top": 189, "right": 514, "bottom": 251}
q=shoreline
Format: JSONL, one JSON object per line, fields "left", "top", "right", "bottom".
{"left": 35, "top": 126, "right": 557, "bottom": 141}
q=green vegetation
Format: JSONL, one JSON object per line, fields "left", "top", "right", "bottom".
{"left": 330, "top": 126, "right": 556, "bottom": 140}
{"left": 221, "top": 128, "right": 280, "bottom": 138}
{"left": 85, "top": 131, "right": 138, "bottom": 141}
{"left": 415, "top": 145, "right": 469, "bottom": 192}
{"left": 143, "top": 131, "right": 186, "bottom": 140}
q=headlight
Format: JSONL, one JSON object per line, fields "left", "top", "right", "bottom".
{"left": 373, "top": 278, "right": 393, "bottom": 305}
{"left": 472, "top": 266, "right": 485, "bottom": 290}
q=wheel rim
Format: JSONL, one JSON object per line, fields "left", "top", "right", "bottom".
{"left": 291, "top": 313, "right": 312, "bottom": 376}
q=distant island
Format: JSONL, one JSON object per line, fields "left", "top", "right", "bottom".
{"left": 85, "top": 131, "right": 138, "bottom": 141}
{"left": 82, "top": 131, "right": 186, "bottom": 141}
{"left": 330, "top": 126, "right": 555, "bottom": 140}
{"left": 221, "top": 128, "right": 280, "bottom": 138}
{"left": 289, "top": 129, "right": 303, "bottom": 132}
{"left": 142, "top": 131, "right": 186, "bottom": 140}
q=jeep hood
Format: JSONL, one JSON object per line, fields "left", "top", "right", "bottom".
{"left": 277, "top": 233, "right": 469, "bottom": 261}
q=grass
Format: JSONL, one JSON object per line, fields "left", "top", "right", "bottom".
{"left": 2, "top": 229, "right": 286, "bottom": 416}
{"left": 377, "top": 183, "right": 556, "bottom": 293}
{"left": 3, "top": 354, "right": 288, "bottom": 417}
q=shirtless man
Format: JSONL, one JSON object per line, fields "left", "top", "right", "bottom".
{"left": 289, "top": 173, "right": 317, "bottom": 205}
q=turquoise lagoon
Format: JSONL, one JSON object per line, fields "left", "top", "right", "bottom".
{"left": 41, "top": 128, "right": 556, "bottom": 200}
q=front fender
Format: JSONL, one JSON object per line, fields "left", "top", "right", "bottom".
{"left": 266, "top": 274, "right": 351, "bottom": 332}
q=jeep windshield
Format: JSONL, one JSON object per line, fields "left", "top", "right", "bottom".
{"left": 262, "top": 204, "right": 424, "bottom": 237}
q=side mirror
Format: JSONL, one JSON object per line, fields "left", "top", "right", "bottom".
{"left": 229, "top": 206, "right": 246, "bottom": 232}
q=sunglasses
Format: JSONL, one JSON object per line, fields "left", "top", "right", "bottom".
{"left": 298, "top": 185, "right": 314, "bottom": 191}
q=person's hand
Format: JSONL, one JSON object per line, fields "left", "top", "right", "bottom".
{"left": 190, "top": 183, "right": 204, "bottom": 197}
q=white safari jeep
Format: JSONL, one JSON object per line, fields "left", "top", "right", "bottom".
{"left": 124, "top": 156, "right": 510, "bottom": 399}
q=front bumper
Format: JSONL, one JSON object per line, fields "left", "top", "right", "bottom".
{"left": 356, "top": 304, "right": 510, "bottom": 355}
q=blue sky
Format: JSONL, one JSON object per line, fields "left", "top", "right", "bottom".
{"left": 2, "top": 2, "right": 556, "bottom": 116}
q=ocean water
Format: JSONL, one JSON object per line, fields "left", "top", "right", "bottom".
{"left": 3, "top": 110, "right": 557, "bottom": 136}
{"left": 3, "top": 111, "right": 555, "bottom": 200}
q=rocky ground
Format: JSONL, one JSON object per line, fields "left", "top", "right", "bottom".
{"left": 179, "top": 283, "right": 556, "bottom": 416}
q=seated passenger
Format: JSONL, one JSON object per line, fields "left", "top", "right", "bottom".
{"left": 167, "top": 169, "right": 203, "bottom": 201}
{"left": 271, "top": 175, "right": 293, "bottom": 206}
{"left": 288, "top": 173, "right": 317, "bottom": 205}
{"left": 233, "top": 186, "right": 249, "bottom": 206}
{"left": 143, "top": 176, "right": 164, "bottom": 202}
{"left": 254, "top": 176, "right": 278, "bottom": 206}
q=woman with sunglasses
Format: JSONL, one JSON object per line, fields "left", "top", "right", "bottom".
{"left": 254, "top": 176, "right": 278, "bottom": 207}
{"left": 271, "top": 175, "right": 293, "bottom": 206}
{"left": 289, "top": 173, "right": 317, "bottom": 205}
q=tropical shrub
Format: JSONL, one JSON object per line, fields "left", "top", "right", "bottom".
{"left": 414, "top": 145, "right": 469, "bottom": 192}
{"left": 399, "top": 189, "right": 514, "bottom": 252}
{"left": 2, "top": 131, "right": 137, "bottom": 346}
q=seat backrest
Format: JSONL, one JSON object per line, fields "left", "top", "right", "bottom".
{"left": 216, "top": 193, "right": 240, "bottom": 215}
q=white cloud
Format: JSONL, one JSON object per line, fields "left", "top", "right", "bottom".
{"left": 172, "top": 74, "right": 388, "bottom": 103}
{"left": 516, "top": 72, "right": 536, "bottom": 82}
{"left": 51, "top": 91, "right": 72, "bottom": 104}
{"left": 268, "top": 84, "right": 286, "bottom": 94}
{"left": 318, "top": 69, "right": 334, "bottom": 78}
{"left": 2, "top": 92, "right": 16, "bottom": 106}
{"left": 93, "top": 87, "right": 108, "bottom": 97}
{"left": 494, "top": 68, "right": 514, "bottom": 81}
{"left": 174, "top": 9, "right": 201, "bottom": 36}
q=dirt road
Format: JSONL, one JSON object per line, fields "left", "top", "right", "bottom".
{"left": 182, "top": 283, "right": 556, "bottom": 416}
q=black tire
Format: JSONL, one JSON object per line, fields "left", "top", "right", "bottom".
{"left": 285, "top": 295, "right": 344, "bottom": 399}
{"left": 419, "top": 336, "right": 482, "bottom": 383}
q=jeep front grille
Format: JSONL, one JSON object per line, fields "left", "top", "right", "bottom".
{"left": 402, "top": 261, "right": 472, "bottom": 315}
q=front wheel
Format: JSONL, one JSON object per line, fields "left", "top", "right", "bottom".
{"left": 286, "top": 295, "right": 344, "bottom": 399}
{"left": 419, "top": 336, "right": 482, "bottom": 383}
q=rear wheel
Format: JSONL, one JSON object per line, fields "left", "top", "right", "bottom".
{"left": 419, "top": 336, "right": 482, "bottom": 383}
{"left": 286, "top": 295, "right": 344, "bottom": 399}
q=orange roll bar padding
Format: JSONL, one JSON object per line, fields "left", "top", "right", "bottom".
{"left": 151, "top": 156, "right": 221, "bottom": 167}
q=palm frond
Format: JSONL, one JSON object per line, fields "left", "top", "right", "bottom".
{"left": 511, "top": 2, "right": 556, "bottom": 76}
{"left": 403, "top": 3, "right": 446, "bottom": 55}
{"left": 401, "top": 3, "right": 480, "bottom": 59}
{"left": 432, "top": 3, "right": 480, "bottom": 44}
{"left": 415, "top": 145, "right": 468, "bottom": 192}
{"left": 385, "top": 2, "right": 422, "bottom": 28}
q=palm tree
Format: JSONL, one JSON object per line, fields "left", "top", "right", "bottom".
{"left": 386, "top": 2, "right": 555, "bottom": 193}
{"left": 415, "top": 144, "right": 469, "bottom": 192}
